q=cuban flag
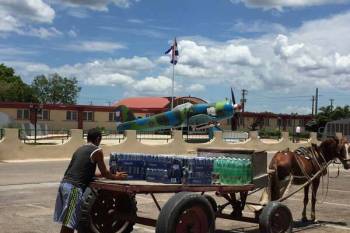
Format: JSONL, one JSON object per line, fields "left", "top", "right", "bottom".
{"left": 165, "top": 38, "right": 179, "bottom": 65}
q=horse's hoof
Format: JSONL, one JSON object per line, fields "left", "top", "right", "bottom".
{"left": 301, "top": 217, "right": 308, "bottom": 222}
{"left": 312, "top": 219, "right": 319, "bottom": 224}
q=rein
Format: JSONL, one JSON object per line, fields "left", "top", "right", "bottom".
{"left": 278, "top": 160, "right": 333, "bottom": 202}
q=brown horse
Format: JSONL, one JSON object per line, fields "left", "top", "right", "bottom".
{"left": 269, "top": 137, "right": 350, "bottom": 222}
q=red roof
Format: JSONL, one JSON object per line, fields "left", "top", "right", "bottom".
{"left": 115, "top": 97, "right": 169, "bottom": 110}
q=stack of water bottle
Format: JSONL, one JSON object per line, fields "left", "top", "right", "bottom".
{"left": 109, "top": 153, "right": 183, "bottom": 184}
{"left": 110, "top": 153, "right": 146, "bottom": 180}
{"left": 109, "top": 153, "right": 252, "bottom": 185}
{"left": 212, "top": 157, "right": 252, "bottom": 185}
{"left": 182, "top": 157, "right": 214, "bottom": 184}
{"left": 145, "top": 154, "right": 183, "bottom": 184}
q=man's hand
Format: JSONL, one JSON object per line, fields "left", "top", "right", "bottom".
{"left": 114, "top": 171, "right": 128, "bottom": 180}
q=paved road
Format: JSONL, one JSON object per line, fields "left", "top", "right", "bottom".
{"left": 0, "top": 158, "right": 349, "bottom": 233}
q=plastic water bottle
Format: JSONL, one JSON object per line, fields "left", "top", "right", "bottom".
{"left": 246, "top": 159, "right": 252, "bottom": 183}
{"left": 238, "top": 159, "right": 243, "bottom": 184}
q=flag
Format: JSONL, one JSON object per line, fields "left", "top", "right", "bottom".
{"left": 165, "top": 38, "right": 179, "bottom": 65}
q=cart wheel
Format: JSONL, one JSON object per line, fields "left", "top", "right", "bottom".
{"left": 156, "top": 192, "right": 215, "bottom": 233}
{"left": 259, "top": 201, "right": 293, "bottom": 233}
{"left": 204, "top": 194, "right": 217, "bottom": 213}
{"left": 79, "top": 188, "right": 136, "bottom": 233}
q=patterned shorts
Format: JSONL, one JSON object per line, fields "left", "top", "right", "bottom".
{"left": 53, "top": 182, "right": 84, "bottom": 229}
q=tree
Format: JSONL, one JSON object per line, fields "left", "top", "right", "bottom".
{"left": 0, "top": 64, "right": 37, "bottom": 102}
{"left": 31, "top": 73, "right": 81, "bottom": 104}
{"left": 306, "top": 105, "right": 350, "bottom": 132}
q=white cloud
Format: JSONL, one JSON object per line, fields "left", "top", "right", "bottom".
{"left": 187, "top": 84, "right": 205, "bottom": 92}
{"left": 85, "top": 73, "right": 135, "bottom": 86}
{"left": 273, "top": 34, "right": 304, "bottom": 59}
{"left": 0, "top": 0, "right": 62, "bottom": 39}
{"left": 61, "top": 0, "right": 139, "bottom": 11}
{"left": 0, "top": 0, "right": 57, "bottom": 37}
{"left": 282, "top": 105, "right": 312, "bottom": 114}
{"left": 232, "top": 0, "right": 349, "bottom": 10}
{"left": 23, "top": 27, "right": 63, "bottom": 39}
{"left": 6, "top": 10, "right": 350, "bottom": 102}
{"left": 65, "top": 41, "right": 126, "bottom": 52}
{"left": 68, "top": 29, "right": 78, "bottom": 37}
{"left": 133, "top": 76, "right": 172, "bottom": 94}
{"left": 232, "top": 20, "right": 286, "bottom": 34}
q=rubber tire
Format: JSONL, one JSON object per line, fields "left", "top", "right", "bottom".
{"left": 259, "top": 201, "right": 293, "bottom": 233}
{"left": 204, "top": 194, "right": 218, "bottom": 213}
{"left": 155, "top": 192, "right": 215, "bottom": 233}
{"left": 78, "top": 188, "right": 135, "bottom": 233}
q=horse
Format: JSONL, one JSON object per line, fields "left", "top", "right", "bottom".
{"left": 268, "top": 137, "right": 350, "bottom": 222}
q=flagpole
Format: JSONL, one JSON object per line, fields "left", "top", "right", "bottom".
{"left": 171, "top": 61, "right": 175, "bottom": 110}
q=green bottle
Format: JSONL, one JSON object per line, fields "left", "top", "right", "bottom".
{"left": 237, "top": 159, "right": 243, "bottom": 184}
{"left": 246, "top": 159, "right": 252, "bottom": 183}
{"left": 231, "top": 158, "right": 237, "bottom": 184}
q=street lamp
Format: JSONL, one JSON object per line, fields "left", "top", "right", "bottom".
{"left": 278, "top": 116, "right": 281, "bottom": 139}
{"left": 29, "top": 103, "right": 43, "bottom": 144}
{"left": 291, "top": 113, "right": 297, "bottom": 143}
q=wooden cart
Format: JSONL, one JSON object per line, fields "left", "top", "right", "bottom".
{"left": 78, "top": 149, "right": 293, "bottom": 233}
{"left": 79, "top": 180, "right": 292, "bottom": 233}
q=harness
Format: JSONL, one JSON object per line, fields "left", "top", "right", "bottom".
{"left": 294, "top": 146, "right": 327, "bottom": 177}
{"left": 280, "top": 146, "right": 332, "bottom": 202}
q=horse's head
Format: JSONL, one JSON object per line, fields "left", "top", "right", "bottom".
{"left": 320, "top": 137, "right": 350, "bottom": 169}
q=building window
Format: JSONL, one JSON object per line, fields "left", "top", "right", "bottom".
{"left": 83, "top": 111, "right": 94, "bottom": 121}
{"left": 109, "top": 112, "right": 117, "bottom": 122}
{"left": 264, "top": 118, "right": 270, "bottom": 126}
{"left": 17, "top": 109, "right": 29, "bottom": 120}
{"left": 298, "top": 119, "right": 304, "bottom": 126}
{"left": 37, "top": 109, "right": 50, "bottom": 121}
{"left": 66, "top": 111, "right": 77, "bottom": 121}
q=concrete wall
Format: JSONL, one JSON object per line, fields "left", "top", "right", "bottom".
{"left": 0, "top": 128, "right": 324, "bottom": 161}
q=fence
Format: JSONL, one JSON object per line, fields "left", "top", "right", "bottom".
{"left": 183, "top": 131, "right": 210, "bottom": 143}
{"left": 19, "top": 129, "right": 70, "bottom": 144}
{"left": 136, "top": 130, "right": 173, "bottom": 142}
{"left": 222, "top": 131, "right": 249, "bottom": 143}
{"left": 83, "top": 130, "right": 125, "bottom": 143}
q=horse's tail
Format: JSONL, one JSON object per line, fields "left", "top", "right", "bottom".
{"left": 269, "top": 159, "right": 281, "bottom": 201}
{"left": 268, "top": 152, "right": 292, "bottom": 201}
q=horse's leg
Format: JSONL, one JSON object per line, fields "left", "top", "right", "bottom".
{"left": 302, "top": 183, "right": 310, "bottom": 222}
{"left": 311, "top": 177, "right": 320, "bottom": 222}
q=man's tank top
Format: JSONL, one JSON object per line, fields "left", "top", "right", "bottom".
{"left": 62, "top": 143, "right": 101, "bottom": 189}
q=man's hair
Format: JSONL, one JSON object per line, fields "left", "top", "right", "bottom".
{"left": 87, "top": 128, "right": 102, "bottom": 142}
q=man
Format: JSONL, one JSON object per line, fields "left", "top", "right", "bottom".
{"left": 296, "top": 125, "right": 301, "bottom": 142}
{"left": 54, "top": 128, "right": 127, "bottom": 233}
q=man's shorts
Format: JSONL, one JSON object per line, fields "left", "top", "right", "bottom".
{"left": 53, "top": 182, "right": 84, "bottom": 229}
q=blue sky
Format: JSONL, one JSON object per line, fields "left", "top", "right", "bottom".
{"left": 1, "top": 0, "right": 350, "bottom": 114}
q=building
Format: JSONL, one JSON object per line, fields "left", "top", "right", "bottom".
{"left": 0, "top": 98, "right": 313, "bottom": 132}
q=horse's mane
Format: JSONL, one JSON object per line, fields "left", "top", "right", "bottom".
{"left": 319, "top": 137, "right": 338, "bottom": 161}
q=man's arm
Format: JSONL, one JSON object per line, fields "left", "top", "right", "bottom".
{"left": 92, "top": 150, "right": 127, "bottom": 180}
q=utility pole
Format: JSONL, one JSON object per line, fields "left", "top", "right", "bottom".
{"left": 315, "top": 88, "right": 319, "bottom": 115}
{"left": 240, "top": 89, "right": 248, "bottom": 129}
{"left": 330, "top": 99, "right": 334, "bottom": 111}
{"left": 311, "top": 96, "right": 315, "bottom": 116}
{"left": 241, "top": 89, "right": 248, "bottom": 112}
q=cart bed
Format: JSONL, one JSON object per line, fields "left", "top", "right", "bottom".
{"left": 90, "top": 179, "right": 255, "bottom": 194}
